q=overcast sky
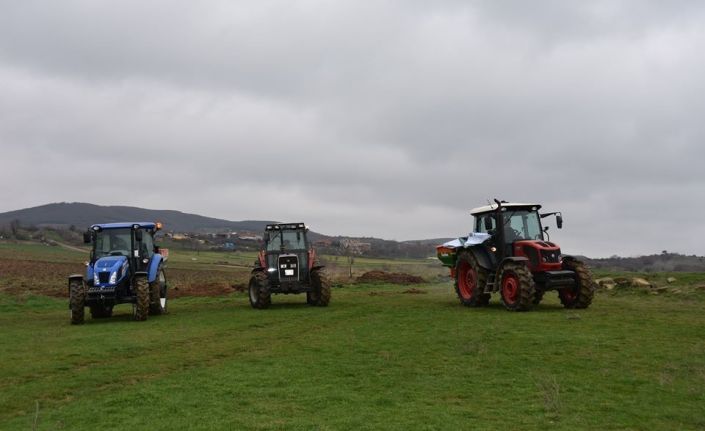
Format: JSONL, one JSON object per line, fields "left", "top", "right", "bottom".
{"left": 1, "top": 1, "right": 704, "bottom": 257}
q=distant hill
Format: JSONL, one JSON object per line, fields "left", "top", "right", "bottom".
{"left": 583, "top": 253, "right": 705, "bottom": 272}
{"left": 0, "top": 202, "right": 276, "bottom": 233}
{"left": 3, "top": 203, "right": 703, "bottom": 266}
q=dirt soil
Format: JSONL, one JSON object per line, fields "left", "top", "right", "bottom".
{"left": 357, "top": 270, "right": 425, "bottom": 285}
{"left": 0, "top": 259, "right": 250, "bottom": 298}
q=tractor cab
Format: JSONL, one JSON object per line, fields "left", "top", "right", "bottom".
{"left": 84, "top": 222, "right": 162, "bottom": 274}
{"left": 260, "top": 223, "right": 311, "bottom": 284}
{"left": 82, "top": 222, "right": 165, "bottom": 297}
{"left": 471, "top": 202, "right": 564, "bottom": 273}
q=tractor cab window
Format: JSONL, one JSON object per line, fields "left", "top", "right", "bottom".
{"left": 266, "top": 231, "right": 281, "bottom": 252}
{"left": 94, "top": 228, "right": 132, "bottom": 258}
{"left": 476, "top": 215, "right": 496, "bottom": 233}
{"left": 139, "top": 230, "right": 154, "bottom": 258}
{"left": 502, "top": 210, "right": 543, "bottom": 242}
{"left": 266, "top": 230, "right": 306, "bottom": 251}
{"left": 281, "top": 230, "right": 306, "bottom": 250}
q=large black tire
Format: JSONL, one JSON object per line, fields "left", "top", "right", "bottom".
{"left": 133, "top": 275, "right": 150, "bottom": 321}
{"left": 310, "top": 268, "right": 331, "bottom": 307}
{"left": 454, "top": 251, "right": 491, "bottom": 307}
{"left": 559, "top": 258, "right": 595, "bottom": 309}
{"left": 69, "top": 279, "right": 85, "bottom": 325}
{"left": 149, "top": 267, "right": 168, "bottom": 315}
{"left": 90, "top": 304, "right": 113, "bottom": 319}
{"left": 306, "top": 292, "right": 317, "bottom": 305}
{"left": 248, "top": 271, "right": 271, "bottom": 309}
{"left": 498, "top": 261, "right": 535, "bottom": 311}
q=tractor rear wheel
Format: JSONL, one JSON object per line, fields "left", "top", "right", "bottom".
{"left": 454, "top": 251, "right": 490, "bottom": 307}
{"left": 248, "top": 271, "right": 271, "bottom": 309}
{"left": 149, "top": 267, "right": 168, "bottom": 315}
{"left": 90, "top": 304, "right": 113, "bottom": 319}
{"left": 133, "top": 274, "right": 150, "bottom": 321}
{"left": 69, "top": 280, "right": 85, "bottom": 325}
{"left": 310, "top": 268, "right": 331, "bottom": 306}
{"left": 498, "top": 261, "right": 534, "bottom": 311}
{"left": 559, "top": 258, "right": 595, "bottom": 309}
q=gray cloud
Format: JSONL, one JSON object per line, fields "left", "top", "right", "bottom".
{"left": 1, "top": 1, "right": 704, "bottom": 257}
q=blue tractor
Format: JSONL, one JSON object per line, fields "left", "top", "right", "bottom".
{"left": 68, "top": 222, "right": 169, "bottom": 324}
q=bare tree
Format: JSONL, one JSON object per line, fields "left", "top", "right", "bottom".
{"left": 339, "top": 239, "right": 363, "bottom": 278}
{"left": 9, "top": 219, "right": 20, "bottom": 237}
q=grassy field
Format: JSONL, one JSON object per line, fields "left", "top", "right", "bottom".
{"left": 1, "top": 242, "right": 704, "bottom": 430}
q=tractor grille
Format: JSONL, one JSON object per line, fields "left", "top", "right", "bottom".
{"left": 541, "top": 249, "right": 562, "bottom": 263}
{"left": 98, "top": 272, "right": 110, "bottom": 284}
{"left": 278, "top": 254, "right": 299, "bottom": 281}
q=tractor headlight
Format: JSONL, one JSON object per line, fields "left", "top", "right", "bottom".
{"left": 94, "top": 273, "right": 99, "bottom": 285}
{"left": 267, "top": 268, "right": 277, "bottom": 273}
{"left": 109, "top": 271, "right": 117, "bottom": 284}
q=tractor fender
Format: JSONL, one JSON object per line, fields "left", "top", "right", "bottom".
{"left": 147, "top": 254, "right": 164, "bottom": 283}
{"left": 85, "top": 264, "right": 94, "bottom": 281}
{"left": 561, "top": 255, "right": 580, "bottom": 264}
{"left": 464, "top": 246, "right": 494, "bottom": 271}
{"left": 499, "top": 256, "right": 530, "bottom": 267}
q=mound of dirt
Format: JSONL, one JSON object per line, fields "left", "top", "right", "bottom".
{"left": 357, "top": 271, "right": 424, "bottom": 285}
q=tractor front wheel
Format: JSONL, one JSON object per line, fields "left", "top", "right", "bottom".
{"left": 149, "top": 267, "right": 168, "bottom": 315}
{"left": 454, "top": 251, "right": 490, "bottom": 307}
{"left": 310, "top": 268, "right": 331, "bottom": 307}
{"left": 306, "top": 292, "right": 317, "bottom": 305}
{"left": 133, "top": 275, "right": 150, "bottom": 321}
{"left": 498, "top": 261, "right": 535, "bottom": 311}
{"left": 248, "top": 271, "right": 271, "bottom": 309}
{"left": 69, "top": 280, "right": 85, "bottom": 325}
{"left": 559, "top": 258, "right": 595, "bottom": 309}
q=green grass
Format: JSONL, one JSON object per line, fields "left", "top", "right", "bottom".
{"left": 0, "top": 242, "right": 86, "bottom": 263}
{"left": 1, "top": 241, "right": 704, "bottom": 429}
{"left": 1, "top": 286, "right": 704, "bottom": 430}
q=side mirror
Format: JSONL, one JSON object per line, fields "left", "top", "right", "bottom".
{"left": 83, "top": 231, "right": 92, "bottom": 244}
{"left": 484, "top": 216, "right": 493, "bottom": 231}
{"left": 135, "top": 229, "right": 143, "bottom": 242}
{"left": 556, "top": 214, "right": 563, "bottom": 229}
{"left": 263, "top": 232, "right": 270, "bottom": 242}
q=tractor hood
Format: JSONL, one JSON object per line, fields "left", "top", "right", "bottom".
{"left": 95, "top": 255, "right": 128, "bottom": 272}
